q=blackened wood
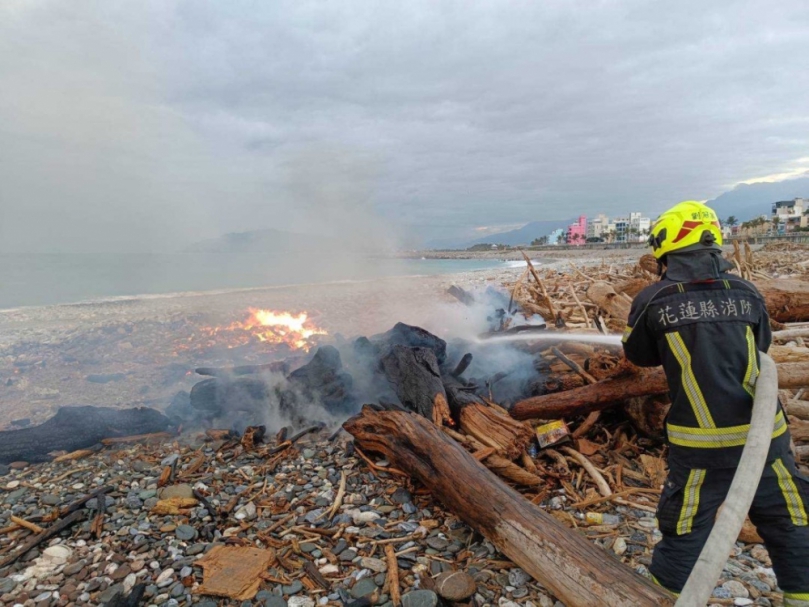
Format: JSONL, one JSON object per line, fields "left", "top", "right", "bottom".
{"left": 343, "top": 407, "right": 673, "bottom": 607}
{"left": 371, "top": 323, "right": 448, "bottom": 365}
{"left": 0, "top": 407, "right": 171, "bottom": 464}
{"left": 451, "top": 353, "right": 474, "bottom": 378}
{"left": 380, "top": 346, "right": 452, "bottom": 426}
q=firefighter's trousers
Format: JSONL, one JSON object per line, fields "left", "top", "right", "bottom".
{"left": 650, "top": 453, "right": 809, "bottom": 604}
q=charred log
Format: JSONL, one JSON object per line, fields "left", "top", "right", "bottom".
{"left": 287, "top": 345, "right": 354, "bottom": 413}
{"left": 380, "top": 346, "right": 452, "bottom": 426}
{"left": 371, "top": 322, "right": 448, "bottom": 365}
{"left": 0, "top": 406, "right": 172, "bottom": 464}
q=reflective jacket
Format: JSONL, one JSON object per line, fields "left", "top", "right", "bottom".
{"left": 622, "top": 271, "right": 791, "bottom": 468}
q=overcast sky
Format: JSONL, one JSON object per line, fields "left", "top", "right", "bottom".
{"left": 1, "top": 0, "right": 808, "bottom": 252}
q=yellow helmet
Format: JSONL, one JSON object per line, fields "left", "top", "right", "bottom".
{"left": 648, "top": 200, "right": 723, "bottom": 260}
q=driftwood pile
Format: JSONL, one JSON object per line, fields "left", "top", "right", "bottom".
{"left": 344, "top": 243, "right": 809, "bottom": 606}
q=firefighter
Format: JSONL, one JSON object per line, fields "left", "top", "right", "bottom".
{"left": 622, "top": 201, "right": 809, "bottom": 604}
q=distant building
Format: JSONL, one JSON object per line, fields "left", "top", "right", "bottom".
{"left": 566, "top": 215, "right": 587, "bottom": 245}
{"left": 629, "top": 212, "right": 651, "bottom": 242}
{"left": 613, "top": 217, "right": 629, "bottom": 243}
{"left": 587, "top": 214, "right": 610, "bottom": 240}
{"left": 548, "top": 228, "right": 565, "bottom": 245}
{"left": 772, "top": 198, "right": 808, "bottom": 233}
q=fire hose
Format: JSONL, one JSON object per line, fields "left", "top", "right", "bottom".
{"left": 675, "top": 351, "right": 779, "bottom": 607}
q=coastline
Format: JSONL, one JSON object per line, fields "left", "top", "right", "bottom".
{"left": 0, "top": 247, "right": 642, "bottom": 426}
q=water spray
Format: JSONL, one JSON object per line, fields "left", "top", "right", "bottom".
{"left": 475, "top": 332, "right": 623, "bottom": 347}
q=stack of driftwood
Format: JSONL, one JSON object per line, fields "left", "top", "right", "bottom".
{"left": 345, "top": 243, "right": 809, "bottom": 607}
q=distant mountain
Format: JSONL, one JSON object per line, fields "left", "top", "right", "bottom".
{"left": 707, "top": 175, "right": 809, "bottom": 222}
{"left": 428, "top": 218, "right": 574, "bottom": 249}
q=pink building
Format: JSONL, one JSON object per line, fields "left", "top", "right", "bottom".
{"left": 566, "top": 215, "right": 587, "bottom": 245}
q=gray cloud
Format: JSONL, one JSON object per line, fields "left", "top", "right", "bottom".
{"left": 1, "top": 0, "right": 808, "bottom": 251}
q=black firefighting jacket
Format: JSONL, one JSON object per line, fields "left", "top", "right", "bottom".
{"left": 622, "top": 255, "right": 791, "bottom": 468}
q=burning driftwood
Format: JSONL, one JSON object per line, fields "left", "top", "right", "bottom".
{"left": 344, "top": 407, "right": 673, "bottom": 607}
{"left": 0, "top": 406, "right": 172, "bottom": 464}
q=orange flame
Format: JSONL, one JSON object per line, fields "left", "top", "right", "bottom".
{"left": 201, "top": 308, "right": 327, "bottom": 351}
{"left": 237, "top": 308, "right": 327, "bottom": 350}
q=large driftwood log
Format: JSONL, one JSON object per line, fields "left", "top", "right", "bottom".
{"left": 0, "top": 406, "right": 172, "bottom": 464}
{"left": 512, "top": 369, "right": 669, "bottom": 420}
{"left": 344, "top": 407, "right": 673, "bottom": 607}
{"left": 380, "top": 346, "right": 452, "bottom": 426}
{"left": 512, "top": 362, "right": 809, "bottom": 420}
{"left": 586, "top": 281, "right": 631, "bottom": 321}
{"left": 757, "top": 279, "right": 809, "bottom": 323}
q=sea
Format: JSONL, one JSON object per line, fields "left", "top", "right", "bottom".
{"left": 0, "top": 252, "right": 522, "bottom": 310}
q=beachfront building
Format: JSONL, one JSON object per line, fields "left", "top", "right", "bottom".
{"left": 566, "top": 215, "right": 587, "bottom": 245}
{"left": 629, "top": 212, "right": 651, "bottom": 242}
{"left": 613, "top": 217, "right": 629, "bottom": 242}
{"left": 771, "top": 198, "right": 808, "bottom": 233}
{"left": 586, "top": 214, "right": 610, "bottom": 240}
{"left": 548, "top": 228, "right": 565, "bottom": 245}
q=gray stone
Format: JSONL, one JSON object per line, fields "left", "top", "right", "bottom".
{"left": 0, "top": 577, "right": 18, "bottom": 593}
{"left": 161, "top": 453, "right": 180, "bottom": 467}
{"left": 359, "top": 557, "right": 387, "bottom": 573}
{"left": 333, "top": 539, "right": 348, "bottom": 555}
{"left": 41, "top": 494, "right": 61, "bottom": 506}
{"left": 63, "top": 560, "right": 87, "bottom": 576}
{"left": 425, "top": 536, "right": 448, "bottom": 551}
{"left": 258, "top": 592, "right": 287, "bottom": 607}
{"left": 186, "top": 543, "right": 207, "bottom": 556}
{"left": 168, "top": 582, "right": 184, "bottom": 598}
{"left": 435, "top": 571, "right": 477, "bottom": 601}
{"left": 6, "top": 488, "right": 27, "bottom": 502}
{"left": 159, "top": 484, "right": 194, "bottom": 500}
{"left": 0, "top": 464, "right": 9, "bottom": 476}
{"left": 402, "top": 589, "right": 439, "bottom": 607}
{"left": 339, "top": 549, "right": 358, "bottom": 562}
{"left": 99, "top": 583, "right": 124, "bottom": 603}
{"left": 391, "top": 488, "right": 413, "bottom": 504}
{"left": 175, "top": 525, "right": 197, "bottom": 541}
{"left": 351, "top": 577, "right": 378, "bottom": 599}
{"left": 508, "top": 568, "right": 531, "bottom": 587}
{"left": 299, "top": 543, "right": 318, "bottom": 554}
{"left": 283, "top": 580, "right": 304, "bottom": 595}
{"left": 722, "top": 580, "right": 749, "bottom": 598}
